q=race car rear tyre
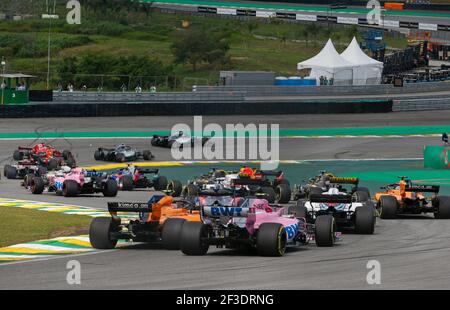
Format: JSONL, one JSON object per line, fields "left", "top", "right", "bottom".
{"left": 261, "top": 187, "right": 276, "bottom": 203}
{"left": 103, "top": 179, "right": 118, "bottom": 197}
{"left": 168, "top": 180, "right": 183, "bottom": 197}
{"left": 115, "top": 154, "right": 126, "bottom": 163}
{"left": 37, "top": 166, "right": 47, "bottom": 177}
{"left": 308, "top": 186, "right": 324, "bottom": 197}
{"left": 47, "top": 158, "right": 58, "bottom": 171}
{"left": 182, "top": 184, "right": 198, "bottom": 198}
{"left": 379, "top": 196, "right": 398, "bottom": 219}
{"left": 276, "top": 183, "right": 291, "bottom": 204}
{"left": 151, "top": 137, "right": 158, "bottom": 146}
{"left": 154, "top": 176, "right": 168, "bottom": 191}
{"left": 180, "top": 222, "right": 209, "bottom": 256}
{"left": 353, "top": 190, "right": 370, "bottom": 202}
{"left": 62, "top": 150, "right": 72, "bottom": 160}
{"left": 5, "top": 166, "right": 18, "bottom": 179}
{"left": 89, "top": 217, "right": 118, "bottom": 249}
{"left": 94, "top": 150, "right": 102, "bottom": 161}
{"left": 354, "top": 206, "right": 375, "bottom": 234}
{"left": 288, "top": 201, "right": 308, "bottom": 219}
{"left": 435, "top": 196, "right": 450, "bottom": 219}
{"left": 162, "top": 218, "right": 186, "bottom": 250}
{"left": 31, "top": 177, "right": 45, "bottom": 194}
{"left": 143, "top": 150, "right": 153, "bottom": 161}
{"left": 13, "top": 150, "right": 23, "bottom": 161}
{"left": 315, "top": 215, "right": 336, "bottom": 247}
{"left": 24, "top": 173, "right": 35, "bottom": 187}
{"left": 120, "top": 176, "right": 134, "bottom": 191}
{"left": 66, "top": 156, "right": 76, "bottom": 168}
{"left": 63, "top": 180, "right": 79, "bottom": 197}
{"left": 257, "top": 223, "right": 286, "bottom": 257}
{"left": 357, "top": 186, "right": 371, "bottom": 197}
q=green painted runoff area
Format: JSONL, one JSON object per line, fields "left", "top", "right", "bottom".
{"left": 1, "top": 125, "right": 450, "bottom": 139}
{"left": 146, "top": 0, "right": 450, "bottom": 18}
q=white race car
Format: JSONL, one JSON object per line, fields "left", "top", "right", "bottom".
{"left": 290, "top": 187, "right": 376, "bottom": 234}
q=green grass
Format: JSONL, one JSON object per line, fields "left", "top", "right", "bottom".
{"left": 0, "top": 8, "right": 408, "bottom": 89}
{"left": 0, "top": 207, "right": 91, "bottom": 247}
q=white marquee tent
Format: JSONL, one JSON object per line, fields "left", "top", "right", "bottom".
{"left": 297, "top": 39, "right": 355, "bottom": 86}
{"left": 340, "top": 37, "right": 384, "bottom": 85}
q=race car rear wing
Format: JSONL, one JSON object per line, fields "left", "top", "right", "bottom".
{"left": 405, "top": 185, "right": 440, "bottom": 193}
{"left": 136, "top": 167, "right": 159, "bottom": 174}
{"left": 329, "top": 177, "right": 359, "bottom": 185}
{"left": 231, "top": 178, "right": 264, "bottom": 186}
{"left": 108, "top": 202, "right": 152, "bottom": 212}
{"left": 258, "top": 170, "right": 283, "bottom": 177}
{"left": 309, "top": 194, "right": 353, "bottom": 204}
{"left": 202, "top": 206, "right": 252, "bottom": 218}
{"left": 198, "top": 189, "right": 235, "bottom": 197}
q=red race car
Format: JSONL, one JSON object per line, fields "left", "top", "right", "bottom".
{"left": 13, "top": 143, "right": 76, "bottom": 170}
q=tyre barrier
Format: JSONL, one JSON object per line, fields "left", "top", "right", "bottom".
{"left": 0, "top": 99, "right": 392, "bottom": 118}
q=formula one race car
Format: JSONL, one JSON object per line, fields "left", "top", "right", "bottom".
{"left": 179, "top": 192, "right": 339, "bottom": 256}
{"left": 94, "top": 144, "right": 153, "bottom": 163}
{"left": 110, "top": 165, "right": 182, "bottom": 196}
{"left": 151, "top": 131, "right": 210, "bottom": 148}
{"left": 375, "top": 176, "right": 450, "bottom": 219}
{"left": 3, "top": 162, "right": 47, "bottom": 180}
{"left": 13, "top": 144, "right": 76, "bottom": 170}
{"left": 89, "top": 195, "right": 201, "bottom": 249}
{"left": 293, "top": 171, "right": 370, "bottom": 201}
{"left": 29, "top": 168, "right": 118, "bottom": 197}
{"left": 291, "top": 187, "right": 376, "bottom": 234}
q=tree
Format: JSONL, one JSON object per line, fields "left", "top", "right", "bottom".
{"left": 171, "top": 28, "right": 230, "bottom": 71}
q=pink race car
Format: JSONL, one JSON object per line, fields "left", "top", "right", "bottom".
{"left": 180, "top": 191, "right": 339, "bottom": 256}
{"left": 29, "top": 168, "right": 118, "bottom": 197}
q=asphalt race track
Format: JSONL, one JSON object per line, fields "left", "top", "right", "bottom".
{"left": 1, "top": 112, "right": 450, "bottom": 289}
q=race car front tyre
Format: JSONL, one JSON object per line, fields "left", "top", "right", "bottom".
{"left": 143, "top": 150, "right": 153, "bottom": 161}
{"left": 261, "top": 187, "right": 276, "bottom": 203}
{"left": 257, "top": 223, "right": 287, "bottom": 257}
{"left": 3, "top": 165, "right": 11, "bottom": 177}
{"left": 47, "top": 158, "right": 59, "bottom": 171}
{"left": 288, "top": 201, "right": 308, "bottom": 219}
{"left": 103, "top": 179, "right": 118, "bottom": 197}
{"left": 120, "top": 176, "right": 134, "bottom": 191}
{"left": 353, "top": 190, "right": 370, "bottom": 202}
{"left": 63, "top": 180, "right": 79, "bottom": 197}
{"left": 168, "top": 180, "right": 183, "bottom": 197}
{"left": 24, "top": 173, "right": 35, "bottom": 187}
{"left": 5, "top": 166, "right": 17, "bottom": 179}
{"left": 151, "top": 137, "right": 158, "bottom": 146}
{"left": 31, "top": 177, "right": 45, "bottom": 194}
{"left": 354, "top": 206, "right": 375, "bottom": 234}
{"left": 182, "top": 184, "right": 198, "bottom": 198}
{"left": 435, "top": 196, "right": 450, "bottom": 219}
{"left": 379, "top": 196, "right": 398, "bottom": 219}
{"left": 315, "top": 215, "right": 336, "bottom": 247}
{"left": 154, "top": 175, "right": 168, "bottom": 191}
{"left": 180, "top": 222, "right": 209, "bottom": 256}
{"left": 115, "top": 153, "right": 126, "bottom": 163}
{"left": 94, "top": 150, "right": 103, "bottom": 161}
{"left": 276, "top": 183, "right": 291, "bottom": 204}
{"left": 13, "top": 150, "right": 23, "bottom": 161}
{"left": 162, "top": 218, "right": 186, "bottom": 250}
{"left": 89, "top": 217, "right": 118, "bottom": 249}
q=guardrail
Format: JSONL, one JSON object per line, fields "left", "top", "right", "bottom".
{"left": 393, "top": 97, "right": 450, "bottom": 112}
{"left": 52, "top": 91, "right": 246, "bottom": 103}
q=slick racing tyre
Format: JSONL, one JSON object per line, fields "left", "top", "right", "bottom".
{"left": 276, "top": 183, "right": 291, "bottom": 204}
{"left": 13, "top": 150, "right": 23, "bottom": 161}
{"left": 65, "top": 156, "right": 76, "bottom": 168}
{"left": 94, "top": 150, "right": 103, "bottom": 161}
{"left": 315, "top": 215, "right": 336, "bottom": 247}
{"left": 379, "top": 196, "right": 398, "bottom": 219}
{"left": 288, "top": 200, "right": 308, "bottom": 219}
{"left": 63, "top": 180, "right": 79, "bottom": 197}
{"left": 115, "top": 153, "right": 126, "bottom": 163}
{"left": 103, "top": 179, "right": 118, "bottom": 197}
{"left": 435, "top": 196, "right": 450, "bottom": 219}
{"left": 154, "top": 176, "right": 168, "bottom": 191}
{"left": 30, "top": 177, "right": 45, "bottom": 194}
{"left": 3, "top": 164, "right": 11, "bottom": 177}
{"left": 261, "top": 187, "right": 276, "bottom": 203}
{"left": 47, "top": 158, "right": 59, "bottom": 171}
{"left": 62, "top": 150, "right": 72, "bottom": 160}
{"left": 353, "top": 190, "right": 370, "bottom": 202}
{"left": 180, "top": 222, "right": 209, "bottom": 256}
{"left": 162, "top": 218, "right": 186, "bottom": 250}
{"left": 308, "top": 186, "right": 324, "bottom": 197}
{"left": 5, "top": 166, "right": 18, "bottom": 179}
{"left": 167, "top": 180, "right": 183, "bottom": 197}
{"left": 24, "top": 173, "right": 35, "bottom": 187}
{"left": 120, "top": 175, "right": 134, "bottom": 191}
{"left": 257, "top": 223, "right": 287, "bottom": 257}
{"left": 357, "top": 186, "right": 371, "bottom": 198}
{"left": 151, "top": 137, "right": 158, "bottom": 146}
{"left": 354, "top": 206, "right": 375, "bottom": 234}
{"left": 143, "top": 150, "right": 153, "bottom": 161}
{"left": 182, "top": 184, "right": 198, "bottom": 198}
{"left": 89, "top": 217, "right": 118, "bottom": 249}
